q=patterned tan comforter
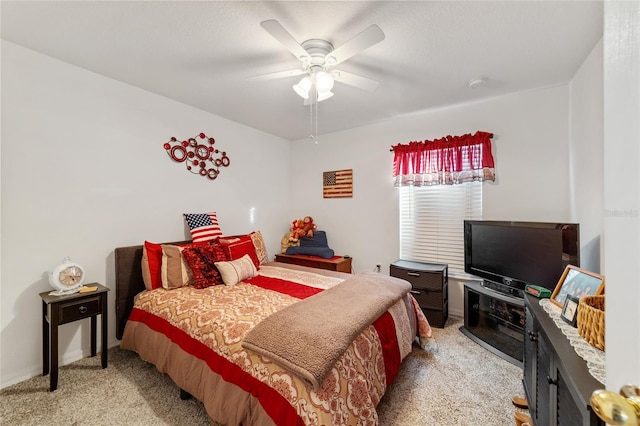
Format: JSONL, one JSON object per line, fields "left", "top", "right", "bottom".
{"left": 121, "top": 263, "right": 434, "bottom": 425}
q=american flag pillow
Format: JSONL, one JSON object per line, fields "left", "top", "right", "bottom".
{"left": 183, "top": 212, "right": 223, "bottom": 243}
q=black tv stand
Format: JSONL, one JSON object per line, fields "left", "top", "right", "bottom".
{"left": 481, "top": 279, "right": 524, "bottom": 298}
{"left": 460, "top": 281, "right": 524, "bottom": 367}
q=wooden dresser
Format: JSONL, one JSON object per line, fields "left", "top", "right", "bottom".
{"left": 523, "top": 294, "right": 605, "bottom": 425}
{"left": 274, "top": 254, "right": 352, "bottom": 273}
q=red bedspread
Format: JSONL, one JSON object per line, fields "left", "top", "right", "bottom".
{"left": 121, "top": 264, "right": 433, "bottom": 425}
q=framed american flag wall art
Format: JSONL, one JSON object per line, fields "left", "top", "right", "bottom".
{"left": 323, "top": 169, "right": 353, "bottom": 198}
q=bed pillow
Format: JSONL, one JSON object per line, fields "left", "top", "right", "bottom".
{"left": 141, "top": 240, "right": 205, "bottom": 290}
{"left": 160, "top": 244, "right": 193, "bottom": 289}
{"left": 141, "top": 241, "right": 163, "bottom": 290}
{"left": 250, "top": 231, "right": 269, "bottom": 265}
{"left": 183, "top": 212, "right": 223, "bottom": 243}
{"left": 215, "top": 254, "right": 257, "bottom": 286}
{"left": 217, "top": 235, "right": 261, "bottom": 269}
{"left": 182, "top": 243, "right": 228, "bottom": 288}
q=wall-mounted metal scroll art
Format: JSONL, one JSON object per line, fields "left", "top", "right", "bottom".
{"left": 164, "top": 133, "right": 230, "bottom": 180}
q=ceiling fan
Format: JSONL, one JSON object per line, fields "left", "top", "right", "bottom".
{"left": 247, "top": 20, "right": 385, "bottom": 105}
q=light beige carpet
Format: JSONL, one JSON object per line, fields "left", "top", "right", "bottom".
{"left": 0, "top": 317, "right": 527, "bottom": 425}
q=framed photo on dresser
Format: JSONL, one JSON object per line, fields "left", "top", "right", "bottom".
{"left": 560, "top": 295, "right": 580, "bottom": 327}
{"left": 550, "top": 265, "right": 605, "bottom": 308}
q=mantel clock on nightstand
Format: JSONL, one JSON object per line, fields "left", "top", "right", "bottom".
{"left": 40, "top": 283, "right": 110, "bottom": 391}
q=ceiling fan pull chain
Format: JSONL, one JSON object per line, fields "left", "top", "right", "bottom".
{"left": 309, "top": 100, "right": 314, "bottom": 140}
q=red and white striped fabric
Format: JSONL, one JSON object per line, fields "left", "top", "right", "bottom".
{"left": 183, "top": 212, "right": 223, "bottom": 243}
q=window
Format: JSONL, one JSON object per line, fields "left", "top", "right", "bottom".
{"left": 392, "top": 131, "right": 493, "bottom": 275}
{"left": 399, "top": 182, "right": 482, "bottom": 274}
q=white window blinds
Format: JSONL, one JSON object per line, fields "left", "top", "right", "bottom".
{"left": 399, "top": 182, "right": 482, "bottom": 274}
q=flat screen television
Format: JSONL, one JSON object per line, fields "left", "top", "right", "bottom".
{"left": 464, "top": 221, "right": 579, "bottom": 295}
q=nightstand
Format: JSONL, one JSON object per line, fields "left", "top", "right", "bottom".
{"left": 390, "top": 260, "right": 448, "bottom": 327}
{"left": 40, "top": 283, "right": 109, "bottom": 391}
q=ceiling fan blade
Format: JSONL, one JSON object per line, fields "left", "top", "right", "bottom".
{"left": 325, "top": 24, "right": 385, "bottom": 66}
{"left": 332, "top": 70, "right": 380, "bottom": 92}
{"left": 260, "top": 20, "right": 311, "bottom": 63}
{"left": 246, "top": 69, "right": 305, "bottom": 83}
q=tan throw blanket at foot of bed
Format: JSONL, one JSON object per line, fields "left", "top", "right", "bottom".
{"left": 242, "top": 271, "right": 411, "bottom": 389}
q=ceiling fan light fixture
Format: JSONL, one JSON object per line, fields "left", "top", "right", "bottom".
{"left": 315, "top": 71, "right": 335, "bottom": 92}
{"left": 293, "top": 76, "right": 312, "bottom": 99}
{"left": 316, "top": 89, "right": 334, "bottom": 102}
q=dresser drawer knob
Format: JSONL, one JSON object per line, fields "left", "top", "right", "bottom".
{"left": 79, "top": 306, "right": 88, "bottom": 314}
{"left": 407, "top": 272, "right": 420, "bottom": 277}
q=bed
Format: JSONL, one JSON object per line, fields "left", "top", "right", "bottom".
{"left": 115, "top": 240, "right": 435, "bottom": 425}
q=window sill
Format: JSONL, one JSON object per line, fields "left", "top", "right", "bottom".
{"left": 449, "top": 271, "right": 481, "bottom": 282}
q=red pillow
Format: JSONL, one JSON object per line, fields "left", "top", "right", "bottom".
{"left": 141, "top": 240, "right": 208, "bottom": 290}
{"left": 217, "top": 235, "right": 260, "bottom": 270}
{"left": 182, "top": 244, "right": 228, "bottom": 288}
{"left": 141, "top": 241, "right": 163, "bottom": 290}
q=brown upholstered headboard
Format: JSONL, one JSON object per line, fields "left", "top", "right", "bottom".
{"left": 114, "top": 241, "right": 189, "bottom": 340}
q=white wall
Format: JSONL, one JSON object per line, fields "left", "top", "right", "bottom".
{"left": 0, "top": 41, "right": 291, "bottom": 388}
{"left": 289, "top": 85, "right": 573, "bottom": 318}
{"left": 570, "top": 39, "right": 604, "bottom": 273}
{"left": 603, "top": 1, "right": 640, "bottom": 390}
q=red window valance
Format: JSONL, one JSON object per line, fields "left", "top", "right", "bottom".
{"left": 391, "top": 131, "right": 495, "bottom": 186}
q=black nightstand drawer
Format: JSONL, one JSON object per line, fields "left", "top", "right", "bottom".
{"left": 411, "top": 287, "right": 444, "bottom": 309}
{"left": 58, "top": 296, "right": 101, "bottom": 324}
{"left": 391, "top": 260, "right": 448, "bottom": 328}
{"left": 391, "top": 268, "right": 442, "bottom": 290}
{"left": 423, "top": 302, "right": 448, "bottom": 328}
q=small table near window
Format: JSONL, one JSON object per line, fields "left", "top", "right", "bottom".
{"left": 274, "top": 254, "right": 352, "bottom": 273}
{"left": 40, "top": 283, "right": 109, "bottom": 391}
{"left": 390, "top": 260, "right": 448, "bottom": 327}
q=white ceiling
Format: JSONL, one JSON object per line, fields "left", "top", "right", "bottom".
{"left": 1, "top": 1, "right": 603, "bottom": 141}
